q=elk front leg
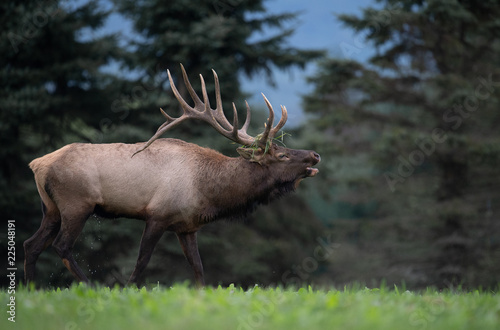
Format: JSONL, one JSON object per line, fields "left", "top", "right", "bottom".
{"left": 128, "top": 220, "right": 165, "bottom": 286}
{"left": 176, "top": 232, "right": 205, "bottom": 287}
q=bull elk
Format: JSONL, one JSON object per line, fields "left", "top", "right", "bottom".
{"left": 24, "top": 64, "right": 320, "bottom": 287}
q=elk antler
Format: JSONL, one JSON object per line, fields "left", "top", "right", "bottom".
{"left": 132, "top": 64, "right": 288, "bottom": 156}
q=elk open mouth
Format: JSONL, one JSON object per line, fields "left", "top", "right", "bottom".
{"left": 306, "top": 152, "right": 320, "bottom": 177}
{"left": 306, "top": 167, "right": 319, "bottom": 177}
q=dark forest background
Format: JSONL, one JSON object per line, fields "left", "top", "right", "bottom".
{"left": 1, "top": 0, "right": 499, "bottom": 290}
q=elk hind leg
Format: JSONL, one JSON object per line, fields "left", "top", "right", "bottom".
{"left": 51, "top": 207, "right": 92, "bottom": 283}
{"left": 24, "top": 201, "right": 61, "bottom": 285}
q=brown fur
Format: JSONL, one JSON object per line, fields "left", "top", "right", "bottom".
{"left": 24, "top": 138, "right": 320, "bottom": 286}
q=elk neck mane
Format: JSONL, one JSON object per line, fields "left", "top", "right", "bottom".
{"left": 191, "top": 145, "right": 298, "bottom": 224}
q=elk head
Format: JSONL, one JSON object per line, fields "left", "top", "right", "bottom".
{"left": 133, "top": 64, "right": 320, "bottom": 184}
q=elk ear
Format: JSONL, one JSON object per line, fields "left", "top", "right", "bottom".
{"left": 237, "top": 147, "right": 265, "bottom": 163}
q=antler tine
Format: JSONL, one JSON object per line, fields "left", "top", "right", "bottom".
{"left": 131, "top": 107, "right": 188, "bottom": 157}
{"left": 160, "top": 107, "right": 174, "bottom": 121}
{"left": 231, "top": 103, "right": 239, "bottom": 138}
{"left": 228, "top": 101, "right": 255, "bottom": 145}
{"left": 226, "top": 101, "right": 254, "bottom": 146}
{"left": 259, "top": 93, "right": 275, "bottom": 146}
{"left": 179, "top": 63, "right": 204, "bottom": 110}
{"left": 271, "top": 105, "right": 288, "bottom": 137}
{"left": 199, "top": 73, "right": 212, "bottom": 113}
{"left": 212, "top": 69, "right": 233, "bottom": 131}
{"left": 241, "top": 101, "right": 252, "bottom": 134}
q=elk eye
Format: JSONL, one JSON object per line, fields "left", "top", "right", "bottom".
{"left": 278, "top": 153, "right": 288, "bottom": 160}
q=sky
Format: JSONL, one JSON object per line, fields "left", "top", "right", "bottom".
{"left": 241, "top": 0, "right": 376, "bottom": 125}
{"left": 76, "top": 0, "right": 377, "bottom": 126}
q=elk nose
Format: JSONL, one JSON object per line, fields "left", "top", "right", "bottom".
{"left": 311, "top": 152, "right": 321, "bottom": 164}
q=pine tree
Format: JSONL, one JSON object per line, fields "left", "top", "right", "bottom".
{"left": 302, "top": 0, "right": 500, "bottom": 288}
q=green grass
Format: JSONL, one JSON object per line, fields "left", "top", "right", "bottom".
{"left": 2, "top": 284, "right": 499, "bottom": 330}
